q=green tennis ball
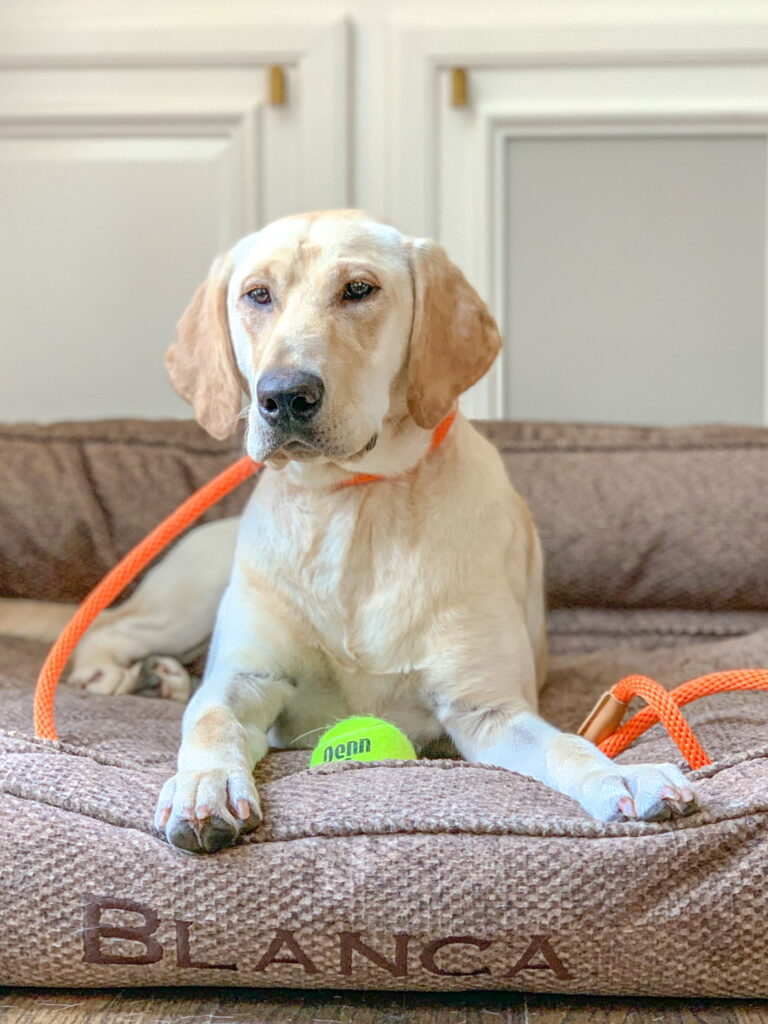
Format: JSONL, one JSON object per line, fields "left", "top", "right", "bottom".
{"left": 310, "top": 716, "right": 417, "bottom": 767}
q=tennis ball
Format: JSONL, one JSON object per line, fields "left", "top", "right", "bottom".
{"left": 310, "top": 716, "right": 417, "bottom": 767}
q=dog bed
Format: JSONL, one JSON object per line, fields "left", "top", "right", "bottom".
{"left": 1, "top": 417, "right": 768, "bottom": 996}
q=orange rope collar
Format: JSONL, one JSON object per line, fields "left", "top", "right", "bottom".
{"left": 334, "top": 409, "right": 457, "bottom": 490}
{"left": 33, "top": 411, "right": 457, "bottom": 741}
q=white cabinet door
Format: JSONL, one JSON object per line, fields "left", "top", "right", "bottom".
{"left": 0, "top": 21, "right": 349, "bottom": 422}
{"left": 391, "top": 16, "right": 768, "bottom": 425}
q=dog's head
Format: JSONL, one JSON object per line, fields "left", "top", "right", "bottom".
{"left": 166, "top": 210, "right": 501, "bottom": 463}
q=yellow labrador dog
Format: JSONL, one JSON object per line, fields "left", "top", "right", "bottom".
{"left": 1, "top": 210, "right": 696, "bottom": 852}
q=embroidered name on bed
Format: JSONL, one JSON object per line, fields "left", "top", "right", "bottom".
{"left": 81, "top": 895, "right": 572, "bottom": 979}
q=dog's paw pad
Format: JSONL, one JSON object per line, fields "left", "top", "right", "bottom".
{"left": 167, "top": 819, "right": 203, "bottom": 854}
{"left": 199, "top": 815, "right": 239, "bottom": 853}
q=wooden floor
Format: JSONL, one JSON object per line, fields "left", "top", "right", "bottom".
{"left": 0, "top": 988, "right": 765, "bottom": 1024}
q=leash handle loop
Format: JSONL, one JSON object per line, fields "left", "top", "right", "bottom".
{"left": 580, "top": 669, "right": 768, "bottom": 769}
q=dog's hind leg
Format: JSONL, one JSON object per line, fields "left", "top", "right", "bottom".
{"left": 67, "top": 517, "right": 240, "bottom": 700}
{"left": 0, "top": 598, "right": 76, "bottom": 641}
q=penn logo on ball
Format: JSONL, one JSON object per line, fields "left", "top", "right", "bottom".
{"left": 309, "top": 716, "right": 417, "bottom": 767}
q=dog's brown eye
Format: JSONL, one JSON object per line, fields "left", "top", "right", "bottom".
{"left": 247, "top": 286, "right": 271, "bottom": 305}
{"left": 342, "top": 280, "right": 375, "bottom": 301}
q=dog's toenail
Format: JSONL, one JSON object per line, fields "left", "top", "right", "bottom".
{"left": 617, "top": 795, "right": 636, "bottom": 818}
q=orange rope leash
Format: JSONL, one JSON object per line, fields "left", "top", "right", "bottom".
{"left": 33, "top": 455, "right": 261, "bottom": 740}
{"left": 33, "top": 413, "right": 459, "bottom": 741}
{"left": 32, "top": 403, "right": 768, "bottom": 761}
{"left": 578, "top": 669, "right": 768, "bottom": 769}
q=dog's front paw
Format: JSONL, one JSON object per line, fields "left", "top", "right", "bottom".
{"left": 577, "top": 762, "right": 698, "bottom": 822}
{"left": 154, "top": 768, "right": 261, "bottom": 854}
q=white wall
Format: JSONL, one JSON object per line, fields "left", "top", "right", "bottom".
{"left": 3, "top": 0, "right": 768, "bottom": 425}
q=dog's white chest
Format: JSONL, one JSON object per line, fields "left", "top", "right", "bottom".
{"left": 246, "top": 481, "right": 434, "bottom": 677}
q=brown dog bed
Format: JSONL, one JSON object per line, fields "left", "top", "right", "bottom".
{"left": 1, "top": 417, "right": 768, "bottom": 996}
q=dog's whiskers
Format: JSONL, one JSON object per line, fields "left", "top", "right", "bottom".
{"left": 290, "top": 725, "right": 330, "bottom": 746}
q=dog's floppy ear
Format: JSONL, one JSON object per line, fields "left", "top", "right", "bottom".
{"left": 406, "top": 239, "right": 502, "bottom": 429}
{"left": 165, "top": 254, "right": 242, "bottom": 439}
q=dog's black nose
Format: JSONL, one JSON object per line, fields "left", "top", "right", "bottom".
{"left": 256, "top": 368, "right": 324, "bottom": 427}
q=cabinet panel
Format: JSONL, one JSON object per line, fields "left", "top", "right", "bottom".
{"left": 1, "top": 136, "right": 235, "bottom": 420}
{"left": 0, "top": 21, "right": 349, "bottom": 421}
{"left": 503, "top": 135, "right": 766, "bottom": 425}
{"left": 392, "top": 20, "right": 768, "bottom": 424}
